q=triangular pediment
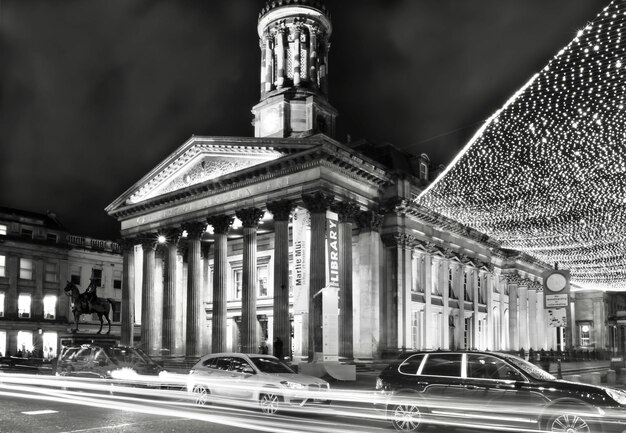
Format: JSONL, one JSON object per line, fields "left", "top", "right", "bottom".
{"left": 107, "top": 136, "right": 306, "bottom": 211}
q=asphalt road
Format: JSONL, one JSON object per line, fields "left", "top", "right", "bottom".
{"left": 0, "top": 374, "right": 513, "bottom": 433}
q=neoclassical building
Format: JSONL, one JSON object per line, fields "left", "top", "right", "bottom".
{"left": 106, "top": 0, "right": 608, "bottom": 364}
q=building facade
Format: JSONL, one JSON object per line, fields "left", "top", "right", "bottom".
{"left": 106, "top": 0, "right": 608, "bottom": 363}
{"left": 0, "top": 207, "right": 123, "bottom": 358}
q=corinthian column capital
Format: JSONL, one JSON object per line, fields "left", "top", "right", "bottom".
{"left": 207, "top": 214, "right": 234, "bottom": 235}
{"left": 182, "top": 221, "right": 207, "bottom": 240}
{"left": 235, "top": 207, "right": 265, "bottom": 229}
{"left": 302, "top": 191, "right": 334, "bottom": 213}
{"left": 267, "top": 200, "right": 294, "bottom": 222}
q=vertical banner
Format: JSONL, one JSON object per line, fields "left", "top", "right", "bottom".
{"left": 291, "top": 208, "right": 310, "bottom": 360}
{"left": 323, "top": 211, "right": 340, "bottom": 361}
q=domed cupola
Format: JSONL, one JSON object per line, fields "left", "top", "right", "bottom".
{"left": 252, "top": 0, "right": 337, "bottom": 138}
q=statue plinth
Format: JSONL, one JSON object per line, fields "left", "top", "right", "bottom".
{"left": 59, "top": 333, "right": 121, "bottom": 348}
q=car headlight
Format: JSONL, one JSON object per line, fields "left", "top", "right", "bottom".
{"left": 606, "top": 388, "right": 626, "bottom": 405}
{"left": 376, "top": 378, "right": 383, "bottom": 390}
{"left": 281, "top": 380, "right": 305, "bottom": 390}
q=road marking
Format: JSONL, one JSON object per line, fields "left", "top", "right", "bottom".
{"left": 60, "top": 424, "right": 132, "bottom": 433}
{"left": 21, "top": 409, "right": 59, "bottom": 415}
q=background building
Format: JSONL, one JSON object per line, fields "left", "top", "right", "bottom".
{"left": 0, "top": 207, "right": 123, "bottom": 358}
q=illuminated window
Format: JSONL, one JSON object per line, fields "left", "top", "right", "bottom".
{"left": 43, "top": 295, "right": 57, "bottom": 319}
{"left": 17, "top": 331, "right": 33, "bottom": 354}
{"left": 0, "top": 330, "right": 5, "bottom": 357}
{"left": 233, "top": 269, "right": 242, "bottom": 300}
{"left": 0, "top": 224, "right": 6, "bottom": 235}
{"left": 258, "top": 265, "right": 269, "bottom": 297}
{"left": 19, "top": 258, "right": 33, "bottom": 280}
{"left": 0, "top": 292, "right": 4, "bottom": 317}
{"left": 580, "top": 324, "right": 591, "bottom": 347}
{"left": 44, "top": 263, "right": 57, "bottom": 283}
{"left": 18, "top": 294, "right": 31, "bottom": 318}
{"left": 0, "top": 255, "right": 5, "bottom": 277}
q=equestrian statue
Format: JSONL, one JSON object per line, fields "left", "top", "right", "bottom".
{"left": 63, "top": 279, "right": 114, "bottom": 334}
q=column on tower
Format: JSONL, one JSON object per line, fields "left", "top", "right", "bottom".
{"left": 293, "top": 24, "right": 301, "bottom": 86}
{"left": 308, "top": 26, "right": 318, "bottom": 87}
{"left": 267, "top": 200, "right": 294, "bottom": 360}
{"left": 163, "top": 228, "right": 182, "bottom": 357}
{"left": 334, "top": 201, "right": 359, "bottom": 361}
{"left": 264, "top": 31, "right": 274, "bottom": 93}
{"left": 235, "top": 207, "right": 265, "bottom": 354}
{"left": 120, "top": 238, "right": 135, "bottom": 346}
{"left": 302, "top": 191, "right": 334, "bottom": 361}
{"left": 183, "top": 221, "right": 207, "bottom": 359}
{"left": 275, "top": 28, "right": 286, "bottom": 88}
{"left": 140, "top": 237, "right": 157, "bottom": 356}
{"left": 207, "top": 215, "right": 234, "bottom": 353}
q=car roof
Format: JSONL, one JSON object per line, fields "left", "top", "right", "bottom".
{"left": 201, "top": 352, "right": 278, "bottom": 359}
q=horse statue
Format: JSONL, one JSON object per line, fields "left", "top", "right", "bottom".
{"left": 63, "top": 280, "right": 114, "bottom": 334}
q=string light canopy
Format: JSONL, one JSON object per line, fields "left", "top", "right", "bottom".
{"left": 418, "top": 0, "right": 626, "bottom": 291}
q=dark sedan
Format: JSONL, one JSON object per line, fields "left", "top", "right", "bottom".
{"left": 375, "top": 350, "right": 626, "bottom": 432}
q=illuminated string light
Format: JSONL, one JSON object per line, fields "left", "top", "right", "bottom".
{"left": 419, "top": 0, "right": 626, "bottom": 291}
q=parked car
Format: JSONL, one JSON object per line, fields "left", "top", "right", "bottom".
{"left": 375, "top": 350, "right": 626, "bottom": 433}
{"left": 187, "top": 352, "right": 330, "bottom": 414}
{"left": 55, "top": 344, "right": 163, "bottom": 385}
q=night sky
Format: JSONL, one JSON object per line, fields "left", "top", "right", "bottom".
{"left": 0, "top": 0, "right": 610, "bottom": 240}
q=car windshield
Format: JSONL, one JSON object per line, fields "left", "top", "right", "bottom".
{"left": 502, "top": 354, "right": 556, "bottom": 381}
{"left": 103, "top": 347, "right": 156, "bottom": 367}
{"left": 250, "top": 357, "right": 295, "bottom": 374}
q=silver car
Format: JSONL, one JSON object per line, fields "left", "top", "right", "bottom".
{"left": 187, "top": 353, "right": 330, "bottom": 414}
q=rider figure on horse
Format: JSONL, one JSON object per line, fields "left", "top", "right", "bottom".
{"left": 85, "top": 278, "right": 99, "bottom": 311}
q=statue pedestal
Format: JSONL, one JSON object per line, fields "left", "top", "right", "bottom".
{"left": 59, "top": 333, "right": 120, "bottom": 348}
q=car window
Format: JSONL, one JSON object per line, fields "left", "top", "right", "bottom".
{"left": 202, "top": 357, "right": 218, "bottom": 369}
{"left": 398, "top": 354, "right": 425, "bottom": 375}
{"left": 60, "top": 347, "right": 79, "bottom": 361}
{"left": 502, "top": 354, "right": 555, "bottom": 381}
{"left": 421, "top": 353, "right": 462, "bottom": 377}
{"left": 230, "top": 357, "right": 253, "bottom": 373}
{"left": 250, "top": 357, "right": 295, "bottom": 373}
{"left": 215, "top": 357, "right": 231, "bottom": 370}
{"left": 467, "top": 354, "right": 519, "bottom": 380}
{"left": 93, "top": 348, "right": 109, "bottom": 366}
{"left": 73, "top": 347, "right": 92, "bottom": 362}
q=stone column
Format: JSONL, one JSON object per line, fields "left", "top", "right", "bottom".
{"left": 182, "top": 221, "right": 207, "bottom": 359}
{"left": 519, "top": 283, "right": 528, "bottom": 351}
{"left": 293, "top": 25, "right": 302, "bottom": 86}
{"left": 309, "top": 26, "right": 318, "bottom": 87}
{"left": 302, "top": 191, "right": 334, "bottom": 361}
{"left": 153, "top": 246, "right": 165, "bottom": 356}
{"left": 207, "top": 215, "right": 233, "bottom": 353}
{"left": 422, "top": 253, "right": 433, "bottom": 349}
{"left": 334, "top": 201, "right": 359, "bottom": 361}
{"left": 140, "top": 237, "right": 157, "bottom": 356}
{"left": 267, "top": 200, "right": 294, "bottom": 360}
{"left": 162, "top": 229, "right": 182, "bottom": 357}
{"left": 176, "top": 243, "right": 187, "bottom": 355}
{"left": 455, "top": 265, "right": 465, "bottom": 349}
{"left": 508, "top": 278, "right": 519, "bottom": 351}
{"left": 440, "top": 258, "right": 450, "bottom": 350}
{"left": 201, "top": 243, "right": 211, "bottom": 354}
{"left": 275, "top": 28, "right": 285, "bottom": 88}
{"left": 120, "top": 239, "right": 135, "bottom": 346}
{"left": 235, "top": 208, "right": 265, "bottom": 354}
{"left": 485, "top": 271, "right": 494, "bottom": 350}
{"left": 353, "top": 210, "right": 384, "bottom": 361}
{"left": 527, "top": 284, "right": 537, "bottom": 350}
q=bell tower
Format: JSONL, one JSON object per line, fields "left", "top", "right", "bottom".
{"left": 252, "top": 0, "right": 337, "bottom": 138}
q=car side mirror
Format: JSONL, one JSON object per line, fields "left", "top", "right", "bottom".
{"left": 242, "top": 366, "right": 255, "bottom": 375}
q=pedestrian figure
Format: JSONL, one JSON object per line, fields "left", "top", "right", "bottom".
{"left": 259, "top": 339, "right": 268, "bottom": 354}
{"left": 274, "top": 337, "right": 283, "bottom": 360}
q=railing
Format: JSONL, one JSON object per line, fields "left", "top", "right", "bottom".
{"left": 66, "top": 235, "right": 121, "bottom": 254}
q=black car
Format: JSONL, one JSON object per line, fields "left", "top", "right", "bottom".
{"left": 375, "top": 350, "right": 626, "bottom": 433}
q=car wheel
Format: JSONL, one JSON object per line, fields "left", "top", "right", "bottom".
{"left": 259, "top": 392, "right": 281, "bottom": 415}
{"left": 546, "top": 410, "right": 594, "bottom": 433}
{"left": 192, "top": 385, "right": 211, "bottom": 406}
{"left": 391, "top": 403, "right": 426, "bottom": 432}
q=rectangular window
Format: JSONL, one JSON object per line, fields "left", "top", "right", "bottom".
{"left": 258, "top": 265, "right": 269, "bottom": 297}
{"left": 19, "top": 258, "right": 33, "bottom": 280}
{"left": 113, "top": 270, "right": 122, "bottom": 290}
{"left": 46, "top": 233, "right": 58, "bottom": 242}
{"left": 0, "top": 255, "right": 5, "bottom": 278}
{"left": 18, "top": 294, "right": 31, "bottom": 318}
{"left": 43, "top": 295, "right": 57, "bottom": 319}
{"left": 112, "top": 301, "right": 121, "bottom": 322}
{"left": 233, "top": 269, "right": 242, "bottom": 299}
{"left": 44, "top": 263, "right": 57, "bottom": 283}
{"left": 580, "top": 324, "right": 591, "bottom": 347}
{"left": 464, "top": 272, "right": 470, "bottom": 301}
{"left": 21, "top": 228, "right": 33, "bottom": 239}
{"left": 70, "top": 266, "right": 81, "bottom": 286}
{"left": 0, "top": 292, "right": 4, "bottom": 317}
{"left": 0, "top": 224, "right": 6, "bottom": 235}
{"left": 91, "top": 268, "right": 102, "bottom": 287}
{"left": 448, "top": 268, "right": 456, "bottom": 299}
